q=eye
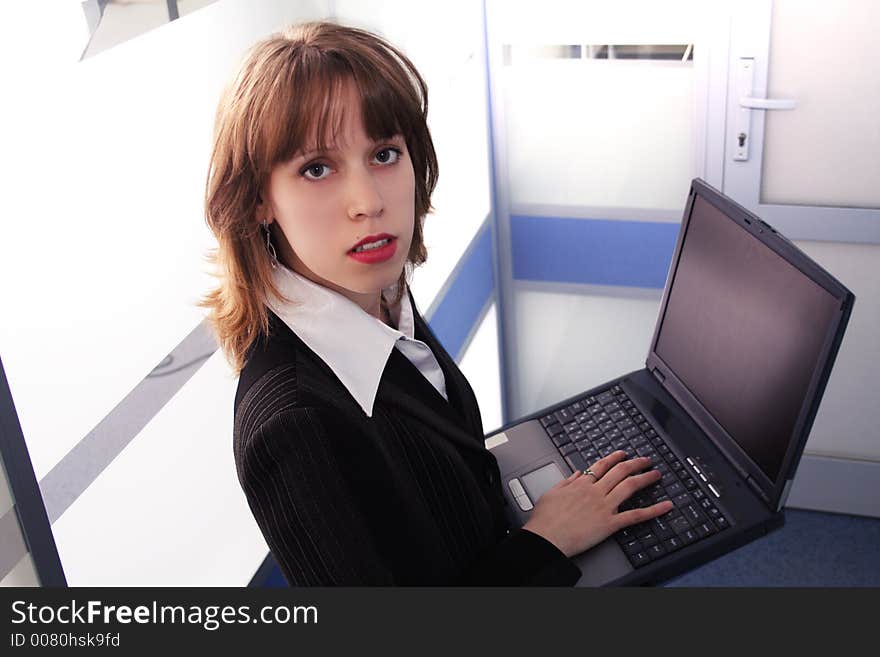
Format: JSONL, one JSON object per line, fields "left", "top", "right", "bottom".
{"left": 300, "top": 162, "right": 331, "bottom": 181}
{"left": 374, "top": 147, "right": 402, "bottom": 165}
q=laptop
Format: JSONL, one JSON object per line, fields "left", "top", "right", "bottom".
{"left": 486, "top": 178, "right": 855, "bottom": 586}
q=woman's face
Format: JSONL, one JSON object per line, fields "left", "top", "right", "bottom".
{"left": 259, "top": 81, "right": 416, "bottom": 315}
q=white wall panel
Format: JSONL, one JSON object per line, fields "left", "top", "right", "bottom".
{"left": 459, "top": 303, "right": 503, "bottom": 435}
{"left": 513, "top": 285, "right": 662, "bottom": 417}
{"left": 51, "top": 351, "right": 267, "bottom": 586}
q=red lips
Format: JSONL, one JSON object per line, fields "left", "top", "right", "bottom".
{"left": 349, "top": 233, "right": 395, "bottom": 252}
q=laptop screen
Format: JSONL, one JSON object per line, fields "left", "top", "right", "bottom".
{"left": 654, "top": 194, "right": 840, "bottom": 484}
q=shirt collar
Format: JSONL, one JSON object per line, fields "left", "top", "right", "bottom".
{"left": 265, "top": 264, "right": 415, "bottom": 418}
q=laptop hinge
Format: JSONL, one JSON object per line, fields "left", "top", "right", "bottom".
{"left": 651, "top": 367, "right": 666, "bottom": 384}
{"left": 745, "top": 476, "right": 770, "bottom": 504}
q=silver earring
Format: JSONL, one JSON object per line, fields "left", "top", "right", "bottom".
{"left": 262, "top": 219, "right": 278, "bottom": 269}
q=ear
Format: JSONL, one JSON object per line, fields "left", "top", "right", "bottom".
{"left": 255, "top": 195, "right": 273, "bottom": 225}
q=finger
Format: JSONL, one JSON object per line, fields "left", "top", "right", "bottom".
{"left": 596, "top": 455, "right": 655, "bottom": 494}
{"left": 612, "top": 500, "right": 674, "bottom": 531}
{"left": 606, "top": 468, "right": 663, "bottom": 508}
{"left": 586, "top": 450, "right": 628, "bottom": 480}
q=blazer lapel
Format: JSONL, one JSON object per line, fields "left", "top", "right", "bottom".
{"left": 377, "top": 352, "right": 487, "bottom": 457}
{"left": 407, "top": 289, "right": 485, "bottom": 442}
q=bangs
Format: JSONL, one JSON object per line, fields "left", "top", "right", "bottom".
{"left": 255, "top": 48, "right": 422, "bottom": 172}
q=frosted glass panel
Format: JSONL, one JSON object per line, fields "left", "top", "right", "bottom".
{"left": 502, "top": 59, "right": 695, "bottom": 210}
{"left": 761, "top": 0, "right": 880, "bottom": 208}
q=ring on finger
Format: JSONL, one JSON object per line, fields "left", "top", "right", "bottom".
{"left": 581, "top": 468, "right": 599, "bottom": 482}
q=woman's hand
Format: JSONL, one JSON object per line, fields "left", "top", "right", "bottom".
{"left": 521, "top": 450, "right": 674, "bottom": 558}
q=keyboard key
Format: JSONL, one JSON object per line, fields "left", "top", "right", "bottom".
{"left": 565, "top": 452, "right": 588, "bottom": 472}
{"left": 594, "top": 437, "right": 610, "bottom": 449}
{"left": 560, "top": 443, "right": 578, "bottom": 456}
{"left": 647, "top": 484, "right": 665, "bottom": 500}
{"left": 645, "top": 429, "right": 657, "bottom": 438}
{"left": 639, "top": 422, "right": 651, "bottom": 432}
{"left": 599, "top": 445, "right": 614, "bottom": 457}
{"left": 587, "top": 404, "right": 603, "bottom": 416}
{"left": 672, "top": 493, "right": 692, "bottom": 508}
{"left": 714, "top": 516, "right": 730, "bottom": 531}
{"left": 663, "top": 536, "right": 684, "bottom": 553}
{"left": 647, "top": 543, "right": 666, "bottom": 559}
{"left": 540, "top": 415, "right": 558, "bottom": 428}
{"left": 581, "top": 448, "right": 598, "bottom": 462}
{"left": 622, "top": 539, "right": 643, "bottom": 555}
{"left": 683, "top": 477, "right": 698, "bottom": 490}
{"left": 632, "top": 523, "right": 653, "bottom": 539}
{"left": 630, "top": 551, "right": 651, "bottom": 567}
{"left": 604, "top": 401, "right": 621, "bottom": 413}
{"left": 670, "top": 516, "right": 691, "bottom": 534}
{"left": 692, "top": 489, "right": 706, "bottom": 501}
{"left": 555, "top": 408, "right": 574, "bottom": 424}
{"left": 546, "top": 423, "right": 564, "bottom": 437}
{"left": 695, "top": 522, "right": 717, "bottom": 538}
{"left": 605, "top": 428, "right": 622, "bottom": 440}
{"left": 679, "top": 529, "right": 698, "bottom": 545}
{"left": 665, "top": 482, "right": 685, "bottom": 497}
{"left": 551, "top": 433, "right": 571, "bottom": 448}
{"left": 683, "top": 505, "right": 706, "bottom": 524}
{"left": 597, "top": 391, "right": 615, "bottom": 404}
{"left": 569, "top": 401, "right": 585, "bottom": 413}
{"left": 653, "top": 518, "right": 676, "bottom": 540}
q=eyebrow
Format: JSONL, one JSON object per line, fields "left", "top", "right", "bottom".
{"left": 294, "top": 135, "right": 404, "bottom": 161}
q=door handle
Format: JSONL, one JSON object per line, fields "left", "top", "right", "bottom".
{"left": 733, "top": 58, "right": 798, "bottom": 162}
{"left": 739, "top": 97, "right": 798, "bottom": 110}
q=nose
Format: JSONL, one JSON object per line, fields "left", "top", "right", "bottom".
{"left": 347, "top": 165, "right": 384, "bottom": 220}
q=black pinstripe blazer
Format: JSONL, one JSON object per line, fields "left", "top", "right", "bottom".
{"left": 232, "top": 286, "right": 581, "bottom": 586}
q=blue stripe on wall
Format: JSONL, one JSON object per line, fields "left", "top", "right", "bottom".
{"left": 427, "top": 222, "right": 496, "bottom": 360}
{"left": 511, "top": 215, "right": 680, "bottom": 289}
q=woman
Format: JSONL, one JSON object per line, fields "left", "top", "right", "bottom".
{"left": 200, "top": 21, "right": 672, "bottom": 586}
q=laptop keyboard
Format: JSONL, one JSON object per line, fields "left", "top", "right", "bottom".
{"left": 538, "top": 384, "right": 732, "bottom": 569}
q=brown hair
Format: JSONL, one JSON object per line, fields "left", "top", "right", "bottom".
{"left": 199, "top": 21, "right": 438, "bottom": 374}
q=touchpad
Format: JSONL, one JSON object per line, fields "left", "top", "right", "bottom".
{"left": 520, "top": 462, "right": 565, "bottom": 502}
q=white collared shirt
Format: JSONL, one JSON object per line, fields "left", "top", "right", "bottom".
{"left": 266, "top": 264, "right": 448, "bottom": 418}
